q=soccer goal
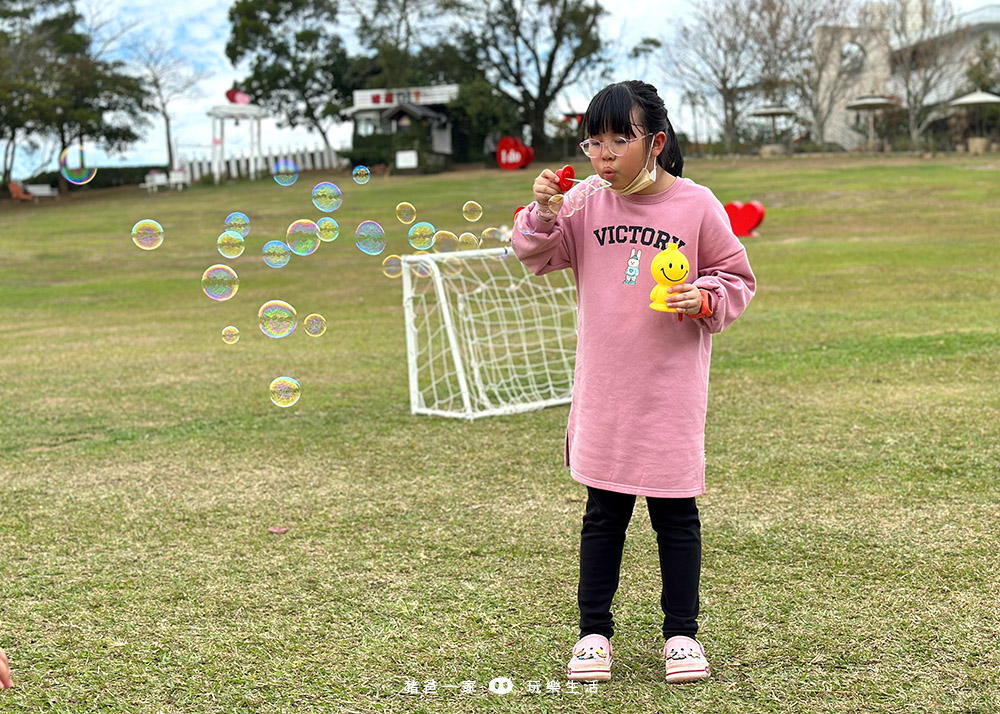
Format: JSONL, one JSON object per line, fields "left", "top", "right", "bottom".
{"left": 400, "top": 247, "right": 578, "bottom": 419}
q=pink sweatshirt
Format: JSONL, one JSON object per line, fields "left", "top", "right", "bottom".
{"left": 512, "top": 176, "right": 756, "bottom": 497}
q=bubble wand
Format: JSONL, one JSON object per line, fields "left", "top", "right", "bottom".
{"left": 514, "top": 165, "right": 611, "bottom": 231}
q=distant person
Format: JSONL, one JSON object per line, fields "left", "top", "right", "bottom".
{"left": 511, "top": 80, "right": 755, "bottom": 684}
{"left": 0, "top": 647, "right": 11, "bottom": 688}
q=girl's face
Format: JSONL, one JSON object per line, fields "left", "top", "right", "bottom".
{"left": 585, "top": 108, "right": 665, "bottom": 191}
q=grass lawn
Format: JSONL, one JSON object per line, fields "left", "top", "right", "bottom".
{"left": 1, "top": 154, "right": 999, "bottom": 713}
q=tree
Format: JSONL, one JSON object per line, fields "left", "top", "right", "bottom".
{"left": 0, "top": 0, "right": 66, "bottom": 185}
{"left": 799, "top": 14, "right": 879, "bottom": 146}
{"left": 33, "top": 9, "right": 150, "bottom": 192}
{"left": 965, "top": 34, "right": 1000, "bottom": 93}
{"left": 130, "top": 44, "right": 209, "bottom": 169}
{"left": 751, "top": 0, "right": 869, "bottom": 146}
{"left": 226, "top": 0, "right": 368, "bottom": 150}
{"left": 884, "top": 0, "right": 969, "bottom": 147}
{"left": 1, "top": 0, "right": 150, "bottom": 189}
{"left": 662, "top": 0, "right": 758, "bottom": 151}
{"left": 442, "top": 0, "right": 607, "bottom": 154}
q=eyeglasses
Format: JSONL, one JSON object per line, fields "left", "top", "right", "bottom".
{"left": 579, "top": 133, "right": 652, "bottom": 158}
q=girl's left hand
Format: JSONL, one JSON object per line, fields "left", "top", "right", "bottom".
{"left": 666, "top": 284, "right": 702, "bottom": 314}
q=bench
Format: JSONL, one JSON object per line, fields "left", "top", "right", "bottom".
{"left": 23, "top": 184, "right": 59, "bottom": 200}
{"left": 139, "top": 173, "right": 169, "bottom": 193}
{"left": 8, "top": 182, "right": 33, "bottom": 202}
{"left": 168, "top": 170, "right": 191, "bottom": 190}
{"left": 8, "top": 182, "right": 58, "bottom": 203}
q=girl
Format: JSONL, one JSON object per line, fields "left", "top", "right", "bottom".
{"left": 511, "top": 81, "right": 755, "bottom": 684}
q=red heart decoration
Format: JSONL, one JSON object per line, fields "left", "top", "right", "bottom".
{"left": 724, "top": 201, "right": 765, "bottom": 237}
{"left": 521, "top": 144, "right": 534, "bottom": 169}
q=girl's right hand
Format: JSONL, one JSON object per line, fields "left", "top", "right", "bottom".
{"left": 533, "top": 169, "right": 562, "bottom": 207}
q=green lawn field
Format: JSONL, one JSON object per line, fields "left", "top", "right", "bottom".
{"left": 1, "top": 154, "right": 999, "bottom": 713}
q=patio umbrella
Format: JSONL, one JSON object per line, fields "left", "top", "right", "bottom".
{"left": 846, "top": 95, "right": 901, "bottom": 148}
{"left": 751, "top": 105, "right": 795, "bottom": 142}
{"left": 949, "top": 90, "right": 1000, "bottom": 139}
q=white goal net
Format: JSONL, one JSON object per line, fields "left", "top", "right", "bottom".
{"left": 400, "top": 247, "right": 577, "bottom": 419}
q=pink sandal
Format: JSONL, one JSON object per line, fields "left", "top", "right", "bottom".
{"left": 664, "top": 636, "right": 710, "bottom": 683}
{"left": 567, "top": 634, "right": 612, "bottom": 681}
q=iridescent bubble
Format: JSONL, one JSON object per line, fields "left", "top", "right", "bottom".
{"left": 459, "top": 232, "right": 479, "bottom": 250}
{"left": 411, "top": 251, "right": 432, "bottom": 278}
{"left": 442, "top": 257, "right": 463, "bottom": 276}
{"left": 202, "top": 264, "right": 239, "bottom": 301}
{"left": 273, "top": 159, "right": 298, "bottom": 186}
{"left": 259, "top": 300, "right": 297, "bottom": 339}
{"left": 263, "top": 240, "right": 291, "bottom": 268}
{"left": 287, "top": 219, "right": 320, "bottom": 256}
{"left": 312, "top": 182, "right": 343, "bottom": 212}
{"left": 433, "top": 230, "right": 459, "bottom": 253}
{"left": 221, "top": 326, "right": 240, "bottom": 344}
{"left": 395, "top": 202, "right": 416, "bottom": 224}
{"left": 132, "top": 219, "right": 164, "bottom": 250}
{"left": 462, "top": 200, "right": 483, "bottom": 222}
{"left": 225, "top": 211, "right": 250, "bottom": 237}
{"left": 59, "top": 144, "right": 97, "bottom": 185}
{"left": 381, "top": 254, "right": 402, "bottom": 278}
{"left": 352, "top": 165, "right": 371, "bottom": 185}
{"left": 304, "top": 313, "right": 327, "bottom": 337}
{"left": 217, "top": 230, "right": 245, "bottom": 259}
{"left": 317, "top": 217, "right": 340, "bottom": 242}
{"left": 481, "top": 226, "right": 501, "bottom": 247}
{"left": 355, "top": 220, "right": 386, "bottom": 255}
{"left": 408, "top": 221, "right": 436, "bottom": 250}
{"left": 269, "top": 376, "right": 300, "bottom": 408}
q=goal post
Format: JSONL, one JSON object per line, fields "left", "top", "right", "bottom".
{"left": 400, "top": 247, "right": 578, "bottom": 419}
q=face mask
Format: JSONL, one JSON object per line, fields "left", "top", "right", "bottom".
{"left": 610, "top": 138, "right": 658, "bottom": 196}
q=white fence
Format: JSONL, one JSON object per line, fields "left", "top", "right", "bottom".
{"left": 181, "top": 145, "right": 348, "bottom": 184}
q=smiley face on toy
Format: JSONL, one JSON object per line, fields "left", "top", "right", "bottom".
{"left": 649, "top": 243, "right": 690, "bottom": 312}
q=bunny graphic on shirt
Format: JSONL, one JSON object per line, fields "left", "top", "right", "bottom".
{"left": 622, "top": 248, "right": 642, "bottom": 286}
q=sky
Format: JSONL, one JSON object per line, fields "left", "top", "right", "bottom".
{"left": 15, "top": 0, "right": 1000, "bottom": 179}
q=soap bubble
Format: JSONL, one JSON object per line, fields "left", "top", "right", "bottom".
{"left": 304, "top": 313, "right": 327, "bottom": 337}
{"left": 132, "top": 219, "right": 164, "bottom": 250}
{"left": 433, "top": 230, "right": 459, "bottom": 253}
{"left": 59, "top": 144, "right": 97, "bottom": 185}
{"left": 269, "top": 376, "right": 300, "bottom": 408}
{"left": 263, "top": 240, "right": 291, "bottom": 268}
{"left": 352, "top": 165, "right": 371, "bottom": 185}
{"left": 381, "top": 254, "right": 402, "bottom": 278}
{"left": 411, "top": 251, "right": 432, "bottom": 278}
{"left": 395, "top": 202, "right": 416, "bottom": 224}
{"left": 202, "top": 264, "right": 239, "bottom": 301}
{"left": 225, "top": 211, "right": 250, "bottom": 237}
{"left": 317, "top": 217, "right": 340, "bottom": 242}
{"left": 221, "top": 326, "right": 240, "bottom": 344}
{"left": 442, "top": 257, "right": 463, "bottom": 276}
{"left": 459, "top": 232, "right": 479, "bottom": 250}
{"left": 217, "top": 230, "right": 245, "bottom": 259}
{"left": 286, "top": 219, "right": 320, "bottom": 256}
{"left": 462, "top": 200, "right": 483, "bottom": 222}
{"left": 312, "top": 182, "right": 343, "bottom": 212}
{"left": 259, "top": 300, "right": 297, "bottom": 339}
{"left": 355, "top": 220, "right": 386, "bottom": 255}
{"left": 408, "top": 221, "right": 436, "bottom": 250}
{"left": 481, "top": 226, "right": 501, "bottom": 246}
{"left": 273, "top": 159, "right": 298, "bottom": 186}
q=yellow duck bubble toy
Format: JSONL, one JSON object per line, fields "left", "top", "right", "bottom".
{"left": 649, "top": 243, "right": 689, "bottom": 316}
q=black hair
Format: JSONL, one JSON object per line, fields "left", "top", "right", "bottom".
{"left": 582, "top": 80, "right": 684, "bottom": 177}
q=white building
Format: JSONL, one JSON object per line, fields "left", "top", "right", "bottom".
{"left": 344, "top": 85, "right": 461, "bottom": 166}
{"left": 820, "top": 3, "right": 1000, "bottom": 150}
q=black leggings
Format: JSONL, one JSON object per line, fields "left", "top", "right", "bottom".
{"left": 578, "top": 485, "right": 701, "bottom": 641}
